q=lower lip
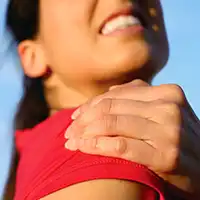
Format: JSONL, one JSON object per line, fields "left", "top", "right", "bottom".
{"left": 101, "top": 25, "right": 144, "bottom": 37}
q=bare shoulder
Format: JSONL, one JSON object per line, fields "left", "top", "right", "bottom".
{"left": 41, "top": 179, "right": 149, "bottom": 200}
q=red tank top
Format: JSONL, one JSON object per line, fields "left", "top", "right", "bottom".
{"left": 14, "top": 108, "right": 167, "bottom": 200}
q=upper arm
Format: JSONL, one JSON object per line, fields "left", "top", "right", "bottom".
{"left": 42, "top": 179, "right": 152, "bottom": 200}
{"left": 14, "top": 126, "right": 164, "bottom": 200}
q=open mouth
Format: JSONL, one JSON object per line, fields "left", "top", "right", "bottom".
{"left": 99, "top": 7, "right": 147, "bottom": 36}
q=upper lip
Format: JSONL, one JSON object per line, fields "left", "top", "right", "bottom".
{"left": 99, "top": 5, "right": 146, "bottom": 33}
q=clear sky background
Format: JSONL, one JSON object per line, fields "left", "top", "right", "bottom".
{"left": 0, "top": 0, "right": 199, "bottom": 198}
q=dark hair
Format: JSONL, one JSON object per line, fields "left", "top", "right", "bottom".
{"left": 4, "top": 3, "right": 47, "bottom": 197}
{"left": 6, "top": 0, "right": 49, "bottom": 130}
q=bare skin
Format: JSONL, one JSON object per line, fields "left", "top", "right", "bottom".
{"left": 41, "top": 180, "right": 149, "bottom": 200}
{"left": 4, "top": 0, "right": 171, "bottom": 199}
{"left": 65, "top": 80, "right": 200, "bottom": 198}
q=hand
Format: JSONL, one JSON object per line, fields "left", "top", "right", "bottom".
{"left": 64, "top": 80, "right": 200, "bottom": 195}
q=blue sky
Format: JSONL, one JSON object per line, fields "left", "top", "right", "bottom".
{"left": 0, "top": 0, "right": 199, "bottom": 197}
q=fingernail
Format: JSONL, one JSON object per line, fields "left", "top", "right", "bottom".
{"left": 65, "top": 130, "right": 70, "bottom": 139}
{"left": 65, "top": 139, "right": 78, "bottom": 151}
{"left": 65, "top": 126, "right": 73, "bottom": 139}
{"left": 71, "top": 108, "right": 81, "bottom": 120}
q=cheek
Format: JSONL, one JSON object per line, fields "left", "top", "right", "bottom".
{"left": 44, "top": 35, "right": 151, "bottom": 83}
{"left": 42, "top": 32, "right": 98, "bottom": 86}
{"left": 40, "top": 0, "right": 153, "bottom": 82}
{"left": 40, "top": 0, "right": 98, "bottom": 75}
{"left": 44, "top": 32, "right": 94, "bottom": 69}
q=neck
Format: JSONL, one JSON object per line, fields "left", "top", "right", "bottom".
{"left": 44, "top": 69, "right": 154, "bottom": 115}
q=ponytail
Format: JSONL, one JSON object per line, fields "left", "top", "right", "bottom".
{"left": 15, "top": 76, "right": 49, "bottom": 130}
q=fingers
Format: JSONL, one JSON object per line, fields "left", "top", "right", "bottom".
{"left": 71, "top": 99, "right": 182, "bottom": 129}
{"left": 65, "top": 135, "right": 179, "bottom": 172}
{"left": 65, "top": 136, "right": 155, "bottom": 167}
{"left": 74, "top": 99, "right": 154, "bottom": 127}
{"left": 72, "top": 83, "right": 186, "bottom": 120}
{"left": 74, "top": 115, "right": 156, "bottom": 140}
{"left": 107, "top": 84, "right": 186, "bottom": 105}
{"left": 66, "top": 98, "right": 182, "bottom": 145}
{"left": 66, "top": 113, "right": 179, "bottom": 149}
{"left": 72, "top": 80, "right": 150, "bottom": 119}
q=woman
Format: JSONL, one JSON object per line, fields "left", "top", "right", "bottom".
{"left": 4, "top": 0, "right": 198, "bottom": 199}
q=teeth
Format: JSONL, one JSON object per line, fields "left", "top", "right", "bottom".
{"left": 101, "top": 15, "right": 141, "bottom": 35}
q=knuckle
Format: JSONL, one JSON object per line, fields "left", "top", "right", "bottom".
{"left": 102, "top": 114, "right": 119, "bottom": 131}
{"left": 154, "top": 147, "right": 179, "bottom": 172}
{"left": 165, "top": 147, "right": 180, "bottom": 171}
{"left": 115, "top": 137, "right": 128, "bottom": 155}
{"left": 151, "top": 150, "right": 165, "bottom": 171}
{"left": 165, "top": 84, "right": 186, "bottom": 104}
{"left": 98, "top": 98, "right": 114, "bottom": 114}
{"left": 168, "top": 102, "right": 181, "bottom": 115}
{"left": 156, "top": 102, "right": 182, "bottom": 124}
{"left": 166, "top": 125, "right": 181, "bottom": 145}
{"left": 164, "top": 103, "right": 182, "bottom": 118}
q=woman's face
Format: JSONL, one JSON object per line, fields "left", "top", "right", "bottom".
{"left": 38, "top": 0, "right": 168, "bottom": 89}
